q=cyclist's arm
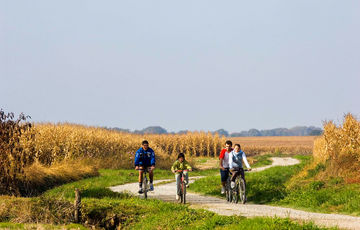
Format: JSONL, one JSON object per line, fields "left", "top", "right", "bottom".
{"left": 184, "top": 161, "right": 192, "bottom": 170}
{"left": 220, "top": 158, "right": 224, "bottom": 169}
{"left": 242, "top": 152, "right": 251, "bottom": 169}
{"left": 150, "top": 149, "right": 156, "bottom": 166}
{"left": 219, "top": 149, "right": 225, "bottom": 169}
{"left": 171, "top": 161, "right": 178, "bottom": 173}
{"left": 229, "top": 152, "right": 233, "bottom": 170}
{"left": 134, "top": 150, "right": 140, "bottom": 167}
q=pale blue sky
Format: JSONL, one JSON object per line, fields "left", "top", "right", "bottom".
{"left": 1, "top": 0, "right": 359, "bottom": 132}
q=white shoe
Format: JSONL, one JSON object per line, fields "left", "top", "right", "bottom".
{"left": 221, "top": 187, "right": 225, "bottom": 194}
{"left": 231, "top": 182, "right": 235, "bottom": 189}
{"left": 176, "top": 195, "right": 179, "bottom": 200}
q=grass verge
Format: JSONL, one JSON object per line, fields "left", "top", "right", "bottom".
{"left": 277, "top": 180, "right": 360, "bottom": 215}
{"left": 251, "top": 154, "right": 273, "bottom": 168}
{"left": 0, "top": 222, "right": 86, "bottom": 230}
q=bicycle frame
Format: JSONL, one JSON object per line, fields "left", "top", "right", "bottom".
{"left": 137, "top": 167, "right": 150, "bottom": 199}
{"left": 230, "top": 168, "right": 248, "bottom": 204}
{"left": 177, "top": 170, "right": 188, "bottom": 204}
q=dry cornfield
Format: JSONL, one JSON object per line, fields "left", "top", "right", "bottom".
{"left": 288, "top": 113, "right": 360, "bottom": 186}
{"left": 32, "top": 123, "right": 226, "bottom": 165}
{"left": 0, "top": 117, "right": 226, "bottom": 195}
{"left": 312, "top": 113, "right": 360, "bottom": 183}
{"left": 0, "top": 111, "right": 36, "bottom": 195}
{"left": 229, "top": 136, "right": 317, "bottom": 156}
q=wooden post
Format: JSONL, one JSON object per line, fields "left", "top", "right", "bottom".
{"left": 74, "top": 188, "right": 81, "bottom": 223}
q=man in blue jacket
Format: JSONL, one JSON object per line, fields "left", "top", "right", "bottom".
{"left": 135, "top": 140, "right": 156, "bottom": 193}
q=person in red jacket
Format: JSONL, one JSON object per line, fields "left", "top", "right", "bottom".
{"left": 219, "top": 140, "right": 233, "bottom": 194}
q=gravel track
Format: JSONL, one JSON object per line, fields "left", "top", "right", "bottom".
{"left": 110, "top": 157, "right": 360, "bottom": 230}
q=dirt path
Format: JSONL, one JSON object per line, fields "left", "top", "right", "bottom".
{"left": 110, "top": 157, "right": 360, "bottom": 230}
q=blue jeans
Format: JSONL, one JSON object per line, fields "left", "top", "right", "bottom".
{"left": 220, "top": 168, "right": 230, "bottom": 182}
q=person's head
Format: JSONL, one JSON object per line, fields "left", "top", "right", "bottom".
{"left": 234, "top": 144, "right": 241, "bottom": 152}
{"left": 142, "top": 140, "right": 149, "bottom": 150}
{"left": 177, "top": 152, "right": 185, "bottom": 162}
{"left": 225, "top": 140, "right": 233, "bottom": 151}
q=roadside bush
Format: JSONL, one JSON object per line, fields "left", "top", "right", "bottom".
{"left": 0, "top": 110, "right": 35, "bottom": 196}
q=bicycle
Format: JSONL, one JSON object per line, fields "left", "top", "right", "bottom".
{"left": 177, "top": 170, "right": 188, "bottom": 204}
{"left": 225, "top": 171, "right": 232, "bottom": 202}
{"left": 230, "top": 168, "right": 249, "bottom": 204}
{"left": 137, "top": 167, "right": 150, "bottom": 199}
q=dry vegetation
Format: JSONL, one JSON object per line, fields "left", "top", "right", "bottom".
{"left": 230, "top": 136, "right": 317, "bottom": 156}
{"left": 0, "top": 196, "right": 75, "bottom": 224}
{"left": 33, "top": 123, "right": 225, "bottom": 167}
{"left": 0, "top": 110, "right": 225, "bottom": 196}
{"left": 289, "top": 113, "right": 360, "bottom": 185}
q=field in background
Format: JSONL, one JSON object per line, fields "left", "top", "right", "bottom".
{"left": 230, "top": 136, "right": 318, "bottom": 156}
{"left": 0, "top": 116, "right": 225, "bottom": 196}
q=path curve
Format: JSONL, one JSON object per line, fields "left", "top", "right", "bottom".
{"left": 110, "top": 157, "right": 360, "bottom": 230}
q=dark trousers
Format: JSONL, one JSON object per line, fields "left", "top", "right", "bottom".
{"left": 220, "top": 168, "right": 230, "bottom": 182}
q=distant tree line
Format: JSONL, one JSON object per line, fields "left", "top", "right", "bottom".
{"left": 106, "top": 125, "right": 323, "bottom": 136}
{"left": 228, "top": 126, "right": 323, "bottom": 137}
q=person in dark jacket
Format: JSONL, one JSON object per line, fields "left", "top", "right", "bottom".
{"left": 134, "top": 140, "right": 156, "bottom": 193}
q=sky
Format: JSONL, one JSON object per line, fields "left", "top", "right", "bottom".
{"left": 1, "top": 0, "right": 360, "bottom": 133}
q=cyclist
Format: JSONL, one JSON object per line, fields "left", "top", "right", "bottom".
{"left": 229, "top": 144, "right": 251, "bottom": 189}
{"left": 134, "top": 140, "right": 156, "bottom": 194}
{"left": 171, "top": 152, "right": 192, "bottom": 200}
{"left": 219, "top": 140, "right": 233, "bottom": 194}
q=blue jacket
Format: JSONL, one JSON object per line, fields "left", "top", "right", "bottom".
{"left": 229, "top": 150, "right": 251, "bottom": 169}
{"left": 134, "top": 147, "right": 156, "bottom": 167}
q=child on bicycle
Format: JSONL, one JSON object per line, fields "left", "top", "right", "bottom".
{"left": 134, "top": 140, "right": 156, "bottom": 194}
{"left": 229, "top": 144, "right": 251, "bottom": 189}
{"left": 171, "top": 153, "right": 192, "bottom": 200}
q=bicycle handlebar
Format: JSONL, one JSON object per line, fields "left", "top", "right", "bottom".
{"left": 230, "top": 168, "right": 251, "bottom": 172}
{"left": 136, "top": 167, "right": 152, "bottom": 172}
{"left": 176, "top": 169, "right": 189, "bottom": 172}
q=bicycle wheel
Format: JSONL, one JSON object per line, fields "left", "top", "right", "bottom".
{"left": 225, "top": 186, "right": 230, "bottom": 202}
{"left": 179, "top": 175, "right": 183, "bottom": 203}
{"left": 233, "top": 179, "right": 239, "bottom": 203}
{"left": 233, "top": 176, "right": 243, "bottom": 203}
{"left": 226, "top": 178, "right": 231, "bottom": 202}
{"left": 182, "top": 180, "right": 186, "bottom": 204}
{"left": 226, "top": 190, "right": 230, "bottom": 202}
{"left": 239, "top": 178, "right": 246, "bottom": 204}
{"left": 144, "top": 176, "right": 148, "bottom": 199}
